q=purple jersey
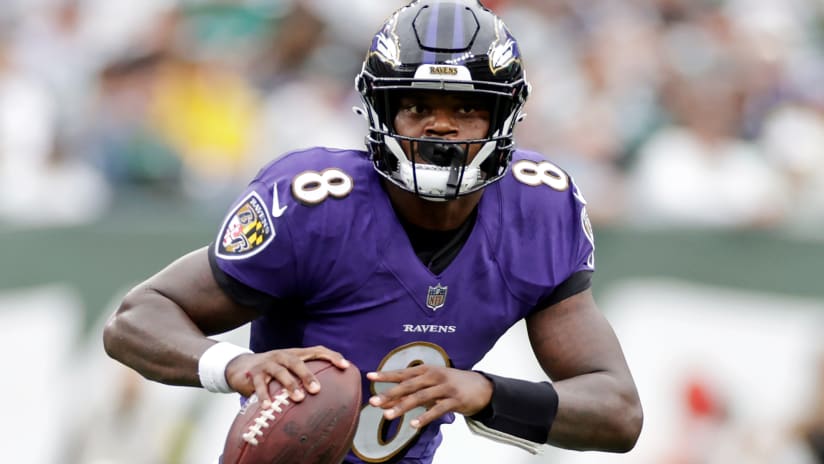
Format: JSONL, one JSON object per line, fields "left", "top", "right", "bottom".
{"left": 212, "top": 147, "right": 594, "bottom": 463}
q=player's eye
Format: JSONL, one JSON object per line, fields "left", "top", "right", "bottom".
{"left": 404, "top": 103, "right": 426, "bottom": 115}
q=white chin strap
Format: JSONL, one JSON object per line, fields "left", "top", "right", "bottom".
{"left": 398, "top": 162, "right": 481, "bottom": 201}
{"left": 384, "top": 135, "right": 496, "bottom": 200}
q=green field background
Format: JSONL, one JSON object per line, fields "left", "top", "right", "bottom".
{"left": 2, "top": 202, "right": 820, "bottom": 336}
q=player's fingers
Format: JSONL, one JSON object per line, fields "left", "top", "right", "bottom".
{"left": 266, "top": 364, "right": 306, "bottom": 402}
{"left": 410, "top": 398, "right": 454, "bottom": 429}
{"left": 370, "top": 380, "right": 422, "bottom": 407}
{"left": 369, "top": 385, "right": 444, "bottom": 420}
{"left": 366, "top": 366, "right": 422, "bottom": 383}
{"left": 368, "top": 367, "right": 433, "bottom": 406}
{"left": 251, "top": 372, "right": 273, "bottom": 405}
{"left": 302, "top": 346, "right": 351, "bottom": 370}
{"left": 282, "top": 358, "right": 322, "bottom": 395}
{"left": 378, "top": 384, "right": 439, "bottom": 419}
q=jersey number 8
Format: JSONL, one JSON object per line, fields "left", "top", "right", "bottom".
{"left": 352, "top": 343, "right": 451, "bottom": 462}
{"left": 291, "top": 168, "right": 354, "bottom": 205}
{"left": 511, "top": 159, "right": 569, "bottom": 191}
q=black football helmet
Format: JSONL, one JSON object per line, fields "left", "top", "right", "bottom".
{"left": 356, "top": 0, "right": 530, "bottom": 200}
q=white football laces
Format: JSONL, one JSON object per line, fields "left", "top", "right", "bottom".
{"left": 242, "top": 389, "right": 292, "bottom": 446}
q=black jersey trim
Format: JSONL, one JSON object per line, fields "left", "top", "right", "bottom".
{"left": 398, "top": 207, "right": 477, "bottom": 275}
{"left": 208, "top": 242, "right": 283, "bottom": 311}
{"left": 535, "top": 270, "right": 593, "bottom": 310}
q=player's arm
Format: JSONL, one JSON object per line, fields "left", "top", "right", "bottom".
{"left": 361, "top": 289, "right": 641, "bottom": 452}
{"left": 526, "top": 288, "right": 643, "bottom": 452}
{"left": 361, "top": 292, "right": 642, "bottom": 452}
{"left": 102, "top": 246, "right": 260, "bottom": 387}
{"left": 102, "top": 246, "right": 349, "bottom": 402}
{"left": 456, "top": 287, "right": 641, "bottom": 453}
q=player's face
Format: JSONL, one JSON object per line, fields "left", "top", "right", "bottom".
{"left": 393, "top": 91, "right": 491, "bottom": 164}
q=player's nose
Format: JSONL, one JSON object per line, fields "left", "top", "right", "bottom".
{"left": 424, "top": 108, "right": 458, "bottom": 138}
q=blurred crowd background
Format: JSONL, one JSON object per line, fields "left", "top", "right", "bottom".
{"left": 1, "top": 0, "right": 824, "bottom": 463}
{"left": 2, "top": 0, "right": 824, "bottom": 233}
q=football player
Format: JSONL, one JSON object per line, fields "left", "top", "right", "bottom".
{"left": 103, "top": 1, "right": 643, "bottom": 462}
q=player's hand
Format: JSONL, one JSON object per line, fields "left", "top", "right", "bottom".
{"left": 225, "top": 346, "right": 350, "bottom": 407}
{"left": 366, "top": 365, "right": 493, "bottom": 429}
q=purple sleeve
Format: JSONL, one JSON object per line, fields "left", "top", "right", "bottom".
{"left": 493, "top": 150, "right": 596, "bottom": 313}
{"left": 533, "top": 177, "right": 595, "bottom": 309}
{"left": 212, "top": 179, "right": 301, "bottom": 300}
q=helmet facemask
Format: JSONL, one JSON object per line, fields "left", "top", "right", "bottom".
{"left": 360, "top": 77, "right": 527, "bottom": 200}
{"left": 356, "top": 0, "right": 530, "bottom": 201}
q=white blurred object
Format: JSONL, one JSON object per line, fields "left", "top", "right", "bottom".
{"left": 630, "top": 127, "right": 789, "bottom": 228}
{"left": 81, "top": 0, "right": 177, "bottom": 57}
{"left": 70, "top": 289, "right": 249, "bottom": 464}
{"left": 555, "top": 279, "right": 824, "bottom": 464}
{"left": 252, "top": 76, "right": 364, "bottom": 170}
{"left": 304, "top": 0, "right": 406, "bottom": 47}
{"left": 0, "top": 63, "right": 110, "bottom": 227}
{"left": 760, "top": 104, "right": 824, "bottom": 230}
{"left": 0, "top": 73, "right": 54, "bottom": 168}
{"left": 0, "top": 285, "right": 82, "bottom": 464}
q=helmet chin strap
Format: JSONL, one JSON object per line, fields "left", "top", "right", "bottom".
{"left": 445, "top": 146, "right": 468, "bottom": 199}
{"left": 384, "top": 135, "right": 481, "bottom": 200}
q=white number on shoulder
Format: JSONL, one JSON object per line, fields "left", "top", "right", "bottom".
{"left": 352, "top": 342, "right": 450, "bottom": 462}
{"left": 291, "top": 168, "right": 354, "bottom": 205}
{"left": 511, "top": 159, "right": 569, "bottom": 191}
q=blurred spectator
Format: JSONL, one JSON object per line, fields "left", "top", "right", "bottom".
{"left": 2, "top": 0, "right": 823, "bottom": 235}
{"left": 84, "top": 4, "right": 269, "bottom": 204}
{"left": 627, "top": 18, "right": 790, "bottom": 228}
{"left": 0, "top": 28, "right": 109, "bottom": 227}
{"left": 505, "top": 2, "right": 662, "bottom": 224}
{"left": 150, "top": 54, "right": 262, "bottom": 198}
{"left": 760, "top": 103, "right": 824, "bottom": 232}
{"left": 86, "top": 51, "right": 183, "bottom": 194}
{"left": 252, "top": 3, "right": 365, "bottom": 165}
{"left": 12, "top": 0, "right": 103, "bottom": 140}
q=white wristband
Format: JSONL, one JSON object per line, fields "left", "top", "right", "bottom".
{"left": 198, "top": 342, "right": 252, "bottom": 393}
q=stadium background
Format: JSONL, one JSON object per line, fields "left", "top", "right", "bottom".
{"left": 1, "top": 0, "right": 823, "bottom": 462}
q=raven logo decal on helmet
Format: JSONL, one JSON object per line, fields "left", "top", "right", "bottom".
{"left": 372, "top": 18, "right": 402, "bottom": 67}
{"left": 489, "top": 18, "right": 518, "bottom": 73}
{"left": 356, "top": 0, "right": 530, "bottom": 201}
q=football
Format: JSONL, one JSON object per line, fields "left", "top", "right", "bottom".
{"left": 221, "top": 360, "right": 362, "bottom": 464}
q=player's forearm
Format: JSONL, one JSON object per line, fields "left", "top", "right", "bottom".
{"left": 103, "top": 288, "right": 212, "bottom": 387}
{"left": 549, "top": 371, "right": 643, "bottom": 452}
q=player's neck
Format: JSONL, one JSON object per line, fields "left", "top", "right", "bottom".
{"left": 385, "top": 182, "right": 483, "bottom": 231}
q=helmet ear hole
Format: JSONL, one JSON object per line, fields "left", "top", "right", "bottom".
{"left": 355, "top": 73, "right": 371, "bottom": 97}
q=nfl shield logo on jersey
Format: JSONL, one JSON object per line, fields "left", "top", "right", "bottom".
{"left": 426, "top": 284, "right": 448, "bottom": 311}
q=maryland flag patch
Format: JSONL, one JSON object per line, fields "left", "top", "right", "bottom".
{"left": 216, "top": 192, "right": 275, "bottom": 260}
